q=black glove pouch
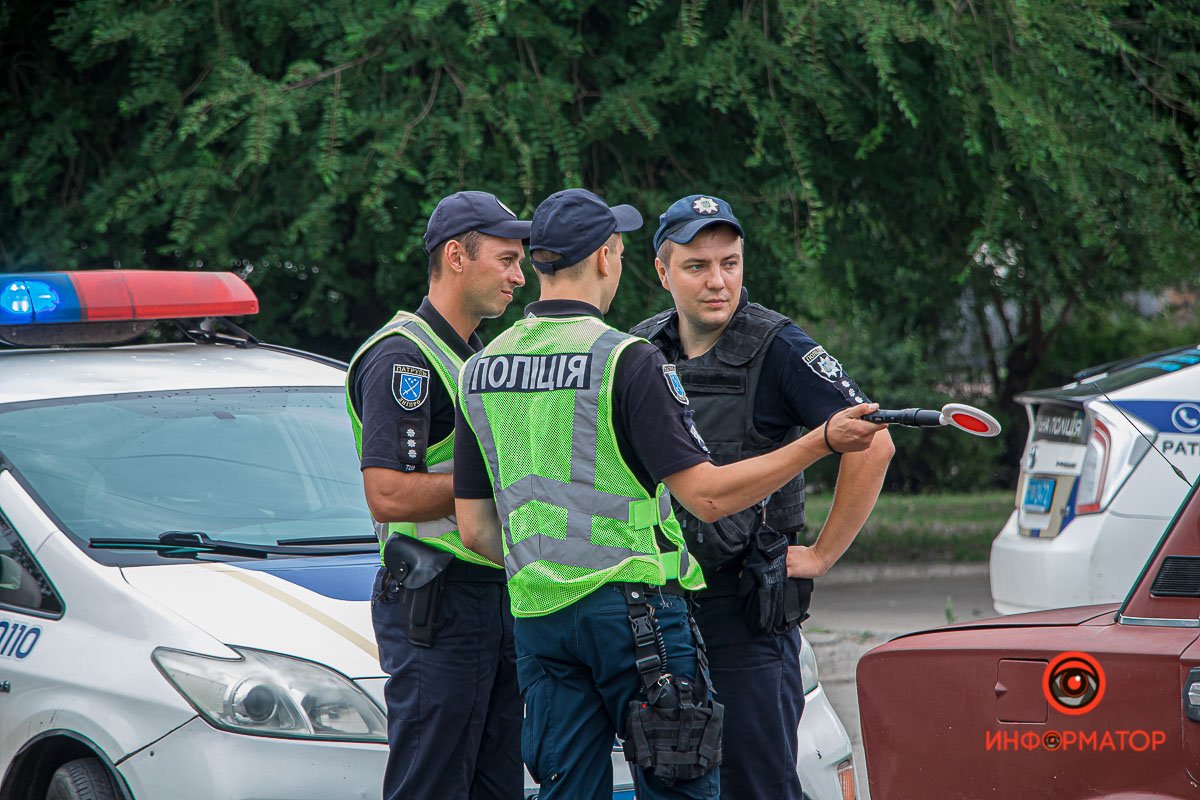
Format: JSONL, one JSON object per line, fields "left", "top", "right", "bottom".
{"left": 735, "top": 518, "right": 790, "bottom": 634}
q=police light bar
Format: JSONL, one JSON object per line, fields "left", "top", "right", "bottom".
{"left": 863, "top": 403, "right": 1002, "bottom": 438}
{"left": 0, "top": 270, "right": 258, "bottom": 326}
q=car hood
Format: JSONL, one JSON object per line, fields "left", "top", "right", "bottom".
{"left": 892, "top": 603, "right": 1120, "bottom": 641}
{"left": 121, "top": 554, "right": 382, "bottom": 679}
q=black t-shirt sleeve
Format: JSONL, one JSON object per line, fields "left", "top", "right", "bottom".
{"left": 453, "top": 402, "right": 497, "bottom": 499}
{"left": 350, "top": 337, "right": 441, "bottom": 473}
{"left": 615, "top": 342, "right": 712, "bottom": 485}
{"left": 758, "top": 323, "right": 872, "bottom": 432}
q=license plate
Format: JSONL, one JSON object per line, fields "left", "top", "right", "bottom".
{"left": 1023, "top": 477, "right": 1056, "bottom": 514}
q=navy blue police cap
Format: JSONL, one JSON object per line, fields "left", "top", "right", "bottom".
{"left": 652, "top": 194, "right": 745, "bottom": 253}
{"left": 529, "top": 189, "right": 643, "bottom": 274}
{"left": 423, "top": 191, "right": 532, "bottom": 255}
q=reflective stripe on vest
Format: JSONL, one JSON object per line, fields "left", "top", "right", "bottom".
{"left": 346, "top": 311, "right": 498, "bottom": 568}
{"left": 461, "top": 317, "right": 702, "bottom": 615}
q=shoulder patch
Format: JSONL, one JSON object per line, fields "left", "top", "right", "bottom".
{"left": 802, "top": 346, "right": 843, "bottom": 383}
{"left": 662, "top": 364, "right": 689, "bottom": 405}
{"left": 392, "top": 364, "right": 430, "bottom": 410}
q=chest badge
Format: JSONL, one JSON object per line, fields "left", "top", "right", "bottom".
{"left": 692, "top": 197, "right": 719, "bottom": 215}
{"left": 662, "top": 364, "right": 690, "bottom": 405}
{"left": 393, "top": 365, "right": 431, "bottom": 410}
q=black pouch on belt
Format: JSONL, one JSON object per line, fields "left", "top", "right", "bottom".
{"left": 620, "top": 584, "right": 723, "bottom": 785}
{"left": 381, "top": 535, "right": 452, "bottom": 648}
{"left": 735, "top": 514, "right": 791, "bottom": 634}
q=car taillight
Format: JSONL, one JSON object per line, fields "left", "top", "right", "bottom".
{"left": 1076, "top": 420, "right": 1111, "bottom": 514}
{"left": 836, "top": 758, "right": 857, "bottom": 800}
{"left": 1075, "top": 403, "right": 1153, "bottom": 515}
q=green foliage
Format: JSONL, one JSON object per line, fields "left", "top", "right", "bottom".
{"left": 2, "top": 0, "right": 1199, "bottom": 489}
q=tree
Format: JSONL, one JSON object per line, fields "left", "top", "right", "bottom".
{"left": 3, "top": 0, "right": 1198, "bottom": 485}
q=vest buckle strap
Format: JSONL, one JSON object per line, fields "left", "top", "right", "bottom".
{"left": 627, "top": 491, "right": 673, "bottom": 529}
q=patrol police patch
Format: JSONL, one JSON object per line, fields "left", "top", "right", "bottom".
{"left": 802, "top": 346, "right": 843, "bottom": 383}
{"left": 692, "top": 197, "right": 719, "bottom": 216}
{"left": 392, "top": 365, "right": 430, "bottom": 410}
{"left": 662, "top": 364, "right": 689, "bottom": 405}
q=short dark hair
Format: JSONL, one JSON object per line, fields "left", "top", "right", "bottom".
{"left": 429, "top": 230, "right": 485, "bottom": 280}
{"left": 656, "top": 240, "right": 674, "bottom": 267}
{"left": 531, "top": 233, "right": 619, "bottom": 277}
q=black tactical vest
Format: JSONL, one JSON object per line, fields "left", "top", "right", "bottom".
{"left": 631, "top": 302, "right": 806, "bottom": 534}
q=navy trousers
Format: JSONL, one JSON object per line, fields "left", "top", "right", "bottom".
{"left": 372, "top": 568, "right": 523, "bottom": 800}
{"left": 693, "top": 593, "right": 805, "bottom": 800}
{"left": 512, "top": 585, "right": 720, "bottom": 800}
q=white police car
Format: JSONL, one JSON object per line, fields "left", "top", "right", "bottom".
{"left": 990, "top": 344, "right": 1200, "bottom": 614}
{"left": 0, "top": 270, "right": 855, "bottom": 799}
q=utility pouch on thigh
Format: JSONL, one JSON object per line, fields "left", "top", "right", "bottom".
{"left": 398, "top": 570, "right": 447, "bottom": 648}
{"left": 620, "top": 584, "right": 723, "bottom": 785}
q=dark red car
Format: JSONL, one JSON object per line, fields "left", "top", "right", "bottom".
{"left": 857, "top": 479, "right": 1200, "bottom": 798}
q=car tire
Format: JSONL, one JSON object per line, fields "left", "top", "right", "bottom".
{"left": 46, "top": 758, "right": 117, "bottom": 800}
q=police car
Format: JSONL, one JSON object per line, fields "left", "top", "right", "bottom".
{"left": 0, "top": 270, "right": 855, "bottom": 800}
{"left": 990, "top": 344, "right": 1200, "bottom": 615}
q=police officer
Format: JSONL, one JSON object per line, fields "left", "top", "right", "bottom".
{"left": 452, "top": 188, "right": 886, "bottom": 800}
{"left": 346, "top": 191, "right": 530, "bottom": 800}
{"left": 631, "top": 194, "right": 895, "bottom": 800}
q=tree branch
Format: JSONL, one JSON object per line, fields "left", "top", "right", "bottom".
{"left": 283, "top": 48, "right": 385, "bottom": 93}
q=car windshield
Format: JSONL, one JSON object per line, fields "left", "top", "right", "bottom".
{"left": 0, "top": 388, "right": 372, "bottom": 556}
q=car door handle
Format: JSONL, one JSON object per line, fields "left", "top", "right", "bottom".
{"left": 0, "top": 681, "right": 10, "bottom": 694}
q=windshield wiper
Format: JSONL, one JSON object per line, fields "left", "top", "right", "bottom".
{"left": 275, "top": 535, "right": 379, "bottom": 546}
{"left": 89, "top": 530, "right": 377, "bottom": 559}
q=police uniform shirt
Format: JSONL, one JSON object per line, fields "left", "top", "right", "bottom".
{"left": 454, "top": 299, "right": 712, "bottom": 500}
{"left": 658, "top": 289, "right": 871, "bottom": 437}
{"left": 350, "top": 297, "right": 483, "bottom": 473}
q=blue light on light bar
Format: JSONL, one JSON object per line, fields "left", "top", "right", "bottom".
{"left": 1, "top": 281, "right": 34, "bottom": 322}
{"left": 0, "top": 274, "right": 83, "bottom": 326}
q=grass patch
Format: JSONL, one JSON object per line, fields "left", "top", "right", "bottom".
{"left": 799, "top": 490, "right": 1014, "bottom": 563}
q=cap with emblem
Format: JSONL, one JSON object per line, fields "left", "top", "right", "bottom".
{"left": 652, "top": 194, "right": 745, "bottom": 253}
{"left": 529, "top": 189, "right": 643, "bottom": 274}
{"left": 423, "top": 191, "right": 532, "bottom": 255}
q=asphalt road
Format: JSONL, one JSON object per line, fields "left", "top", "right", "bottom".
{"left": 805, "top": 564, "right": 996, "bottom": 800}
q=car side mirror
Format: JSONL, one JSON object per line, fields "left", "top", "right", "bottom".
{"left": 0, "top": 553, "right": 21, "bottom": 592}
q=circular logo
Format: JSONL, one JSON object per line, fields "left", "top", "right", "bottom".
{"left": 1171, "top": 403, "right": 1200, "bottom": 434}
{"left": 692, "top": 197, "right": 719, "bottom": 215}
{"left": 1043, "top": 651, "right": 1105, "bottom": 715}
{"left": 1025, "top": 443, "right": 1039, "bottom": 471}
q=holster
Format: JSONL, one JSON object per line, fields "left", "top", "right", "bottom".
{"left": 621, "top": 585, "right": 723, "bottom": 785}
{"left": 381, "top": 534, "right": 452, "bottom": 648}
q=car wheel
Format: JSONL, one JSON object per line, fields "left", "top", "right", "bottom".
{"left": 46, "top": 758, "right": 117, "bottom": 800}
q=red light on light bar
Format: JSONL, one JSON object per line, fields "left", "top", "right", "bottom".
{"left": 70, "top": 271, "right": 258, "bottom": 321}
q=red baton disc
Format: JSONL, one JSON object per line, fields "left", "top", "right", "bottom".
{"left": 951, "top": 412, "right": 990, "bottom": 433}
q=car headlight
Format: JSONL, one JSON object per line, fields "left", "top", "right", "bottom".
{"left": 153, "top": 646, "right": 387, "bottom": 742}
{"left": 799, "top": 636, "right": 820, "bottom": 695}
